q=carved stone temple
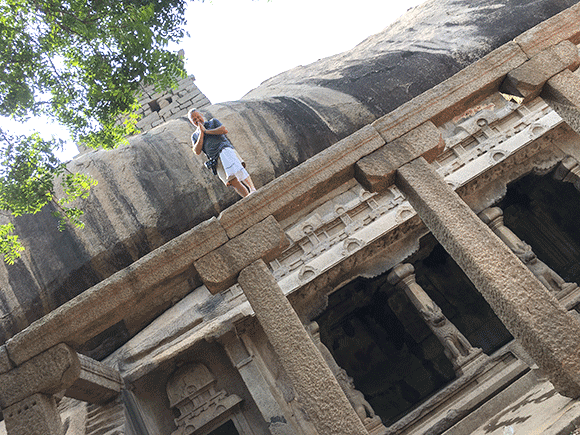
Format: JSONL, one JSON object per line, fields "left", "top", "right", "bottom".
{"left": 3, "top": 1, "right": 580, "bottom": 434}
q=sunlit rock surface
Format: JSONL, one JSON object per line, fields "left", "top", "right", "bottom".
{"left": 1, "top": 0, "right": 577, "bottom": 352}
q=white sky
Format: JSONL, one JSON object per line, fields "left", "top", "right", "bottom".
{"left": 182, "top": 0, "right": 424, "bottom": 104}
{"left": 5, "top": 0, "right": 424, "bottom": 160}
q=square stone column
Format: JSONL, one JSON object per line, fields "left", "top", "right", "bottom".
{"left": 238, "top": 260, "right": 369, "bottom": 435}
{"left": 4, "top": 393, "right": 63, "bottom": 435}
{"left": 396, "top": 157, "right": 580, "bottom": 398}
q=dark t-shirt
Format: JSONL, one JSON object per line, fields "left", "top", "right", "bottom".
{"left": 191, "top": 118, "right": 233, "bottom": 160}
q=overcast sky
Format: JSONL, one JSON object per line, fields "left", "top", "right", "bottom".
{"left": 6, "top": 0, "right": 424, "bottom": 160}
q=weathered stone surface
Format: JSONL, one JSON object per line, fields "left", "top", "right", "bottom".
{"left": 218, "top": 125, "right": 385, "bottom": 238}
{"left": 514, "top": 3, "right": 580, "bottom": 57}
{"left": 0, "top": 346, "right": 12, "bottom": 375}
{"left": 396, "top": 157, "right": 580, "bottom": 398}
{"left": 238, "top": 260, "right": 369, "bottom": 435}
{"left": 1, "top": 0, "right": 578, "bottom": 366}
{"left": 65, "top": 353, "right": 123, "bottom": 404}
{"left": 5, "top": 217, "right": 227, "bottom": 366}
{"left": 195, "top": 216, "right": 289, "bottom": 293}
{"left": 0, "top": 344, "right": 80, "bottom": 408}
{"left": 543, "top": 69, "right": 580, "bottom": 135}
{"left": 3, "top": 393, "right": 63, "bottom": 435}
{"left": 501, "top": 40, "right": 580, "bottom": 101}
{"left": 355, "top": 121, "right": 444, "bottom": 192}
{"left": 372, "top": 42, "right": 528, "bottom": 142}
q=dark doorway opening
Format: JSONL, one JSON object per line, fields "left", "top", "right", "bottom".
{"left": 499, "top": 172, "right": 580, "bottom": 287}
{"left": 316, "top": 238, "right": 512, "bottom": 426}
{"left": 207, "top": 420, "right": 239, "bottom": 435}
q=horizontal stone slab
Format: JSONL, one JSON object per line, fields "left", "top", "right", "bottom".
{"left": 195, "top": 216, "right": 290, "bottom": 294}
{"left": 218, "top": 125, "right": 385, "bottom": 238}
{"left": 6, "top": 218, "right": 228, "bottom": 366}
{"left": 65, "top": 353, "right": 123, "bottom": 404}
{"left": 355, "top": 121, "right": 444, "bottom": 192}
{"left": 372, "top": 42, "right": 529, "bottom": 142}
{"left": 0, "top": 344, "right": 80, "bottom": 408}
{"left": 501, "top": 40, "right": 580, "bottom": 101}
{"left": 514, "top": 3, "right": 580, "bottom": 57}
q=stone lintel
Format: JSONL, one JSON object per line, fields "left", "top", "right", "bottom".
{"left": 238, "top": 260, "right": 369, "bottom": 435}
{"left": 3, "top": 393, "right": 63, "bottom": 435}
{"left": 218, "top": 125, "right": 385, "bottom": 239}
{"left": 0, "top": 344, "right": 80, "bottom": 408}
{"left": 65, "top": 353, "right": 123, "bottom": 404}
{"left": 372, "top": 42, "right": 528, "bottom": 143}
{"left": 195, "top": 216, "right": 290, "bottom": 294}
{"left": 542, "top": 69, "right": 580, "bottom": 136}
{"left": 6, "top": 217, "right": 227, "bottom": 367}
{"left": 514, "top": 3, "right": 580, "bottom": 57}
{"left": 396, "top": 156, "right": 580, "bottom": 398}
{"left": 501, "top": 40, "right": 580, "bottom": 102}
{"left": 355, "top": 121, "right": 444, "bottom": 192}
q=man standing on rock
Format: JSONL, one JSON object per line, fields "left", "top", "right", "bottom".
{"left": 188, "top": 108, "right": 256, "bottom": 197}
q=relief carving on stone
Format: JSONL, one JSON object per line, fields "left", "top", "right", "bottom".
{"left": 308, "top": 322, "right": 387, "bottom": 434}
{"left": 387, "top": 264, "right": 487, "bottom": 375}
{"left": 479, "top": 207, "right": 579, "bottom": 300}
{"left": 166, "top": 363, "right": 242, "bottom": 435}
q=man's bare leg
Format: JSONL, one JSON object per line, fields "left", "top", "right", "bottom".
{"left": 242, "top": 176, "right": 256, "bottom": 193}
{"left": 229, "top": 178, "right": 249, "bottom": 197}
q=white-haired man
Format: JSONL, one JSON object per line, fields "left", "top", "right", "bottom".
{"left": 188, "top": 108, "right": 256, "bottom": 197}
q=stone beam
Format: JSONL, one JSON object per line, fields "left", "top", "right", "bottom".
{"left": 542, "top": 68, "right": 580, "bottom": 135}
{"left": 372, "top": 42, "right": 529, "bottom": 142}
{"left": 514, "top": 3, "right": 580, "bottom": 57}
{"left": 500, "top": 40, "right": 580, "bottom": 102}
{"left": 65, "top": 353, "right": 123, "bottom": 404}
{"left": 195, "top": 216, "right": 290, "bottom": 294}
{"left": 0, "top": 343, "right": 122, "bottom": 409}
{"left": 4, "top": 393, "right": 64, "bottom": 435}
{"left": 218, "top": 126, "right": 385, "bottom": 239}
{"left": 5, "top": 217, "right": 227, "bottom": 367}
{"left": 0, "top": 343, "right": 80, "bottom": 409}
{"left": 238, "top": 260, "right": 369, "bottom": 435}
{"left": 396, "top": 156, "right": 580, "bottom": 398}
{"left": 355, "top": 121, "right": 444, "bottom": 192}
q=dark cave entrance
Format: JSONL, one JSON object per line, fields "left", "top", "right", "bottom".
{"left": 315, "top": 170, "right": 580, "bottom": 426}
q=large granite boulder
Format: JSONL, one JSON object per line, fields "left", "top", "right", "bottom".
{"left": 1, "top": 0, "right": 578, "bottom": 354}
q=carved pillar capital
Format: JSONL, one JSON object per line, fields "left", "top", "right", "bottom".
{"left": 554, "top": 156, "right": 580, "bottom": 191}
{"left": 3, "top": 393, "right": 63, "bottom": 435}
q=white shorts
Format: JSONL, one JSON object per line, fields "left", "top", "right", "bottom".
{"left": 217, "top": 147, "right": 249, "bottom": 186}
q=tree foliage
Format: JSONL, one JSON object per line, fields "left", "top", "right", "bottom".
{"left": 0, "top": 0, "right": 187, "bottom": 263}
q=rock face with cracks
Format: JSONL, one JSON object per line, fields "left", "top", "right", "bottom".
{"left": 0, "top": 0, "right": 577, "bottom": 356}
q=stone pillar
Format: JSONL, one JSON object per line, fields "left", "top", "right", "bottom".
{"left": 479, "top": 207, "right": 579, "bottom": 303}
{"left": 542, "top": 69, "right": 580, "bottom": 135}
{"left": 554, "top": 156, "right": 580, "bottom": 191}
{"left": 308, "top": 322, "right": 386, "bottom": 435}
{"left": 4, "top": 393, "right": 63, "bottom": 435}
{"left": 396, "top": 156, "right": 580, "bottom": 398}
{"left": 387, "top": 263, "right": 487, "bottom": 375}
{"left": 220, "top": 331, "right": 298, "bottom": 435}
{"left": 238, "top": 260, "right": 369, "bottom": 435}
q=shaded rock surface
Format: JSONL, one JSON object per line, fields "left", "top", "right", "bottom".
{"left": 1, "top": 0, "right": 578, "bottom": 356}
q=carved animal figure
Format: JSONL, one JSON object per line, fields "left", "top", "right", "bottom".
{"left": 421, "top": 305, "right": 474, "bottom": 363}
